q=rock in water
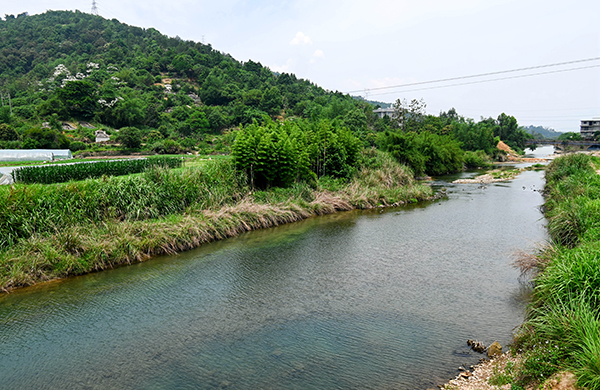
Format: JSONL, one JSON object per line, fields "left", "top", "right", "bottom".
{"left": 487, "top": 341, "right": 502, "bottom": 358}
{"left": 467, "top": 339, "right": 486, "bottom": 353}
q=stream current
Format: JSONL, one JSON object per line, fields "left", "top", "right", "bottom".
{"left": 0, "top": 148, "right": 551, "bottom": 389}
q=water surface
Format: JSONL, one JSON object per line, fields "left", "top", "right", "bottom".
{"left": 0, "top": 168, "right": 547, "bottom": 389}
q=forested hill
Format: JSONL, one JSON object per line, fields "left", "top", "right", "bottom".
{"left": 0, "top": 10, "right": 370, "bottom": 137}
{"left": 523, "top": 125, "right": 562, "bottom": 139}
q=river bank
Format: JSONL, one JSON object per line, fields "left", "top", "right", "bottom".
{"left": 441, "top": 153, "right": 600, "bottom": 390}
{"left": 0, "top": 157, "right": 546, "bottom": 389}
{"left": 0, "top": 151, "right": 435, "bottom": 293}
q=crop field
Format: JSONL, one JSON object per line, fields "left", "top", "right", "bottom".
{"left": 11, "top": 156, "right": 183, "bottom": 184}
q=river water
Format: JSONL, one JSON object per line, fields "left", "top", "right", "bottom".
{"left": 0, "top": 149, "right": 551, "bottom": 389}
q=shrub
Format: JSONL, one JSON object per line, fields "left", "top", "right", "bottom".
{"left": 116, "top": 126, "right": 142, "bottom": 149}
{"left": 69, "top": 141, "right": 88, "bottom": 151}
{"left": 152, "top": 139, "right": 184, "bottom": 154}
{"left": 463, "top": 150, "right": 492, "bottom": 169}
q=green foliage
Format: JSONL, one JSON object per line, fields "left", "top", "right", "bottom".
{"left": 0, "top": 106, "right": 11, "bottom": 124}
{"left": 0, "top": 158, "right": 244, "bottom": 248}
{"left": 69, "top": 141, "right": 87, "bottom": 151}
{"left": 513, "top": 154, "right": 600, "bottom": 390}
{"left": 463, "top": 150, "right": 492, "bottom": 169}
{"left": 545, "top": 153, "right": 594, "bottom": 184}
{"left": 452, "top": 119, "right": 497, "bottom": 153}
{"left": 152, "top": 139, "right": 184, "bottom": 154}
{"left": 391, "top": 98, "right": 426, "bottom": 132}
{"left": 0, "top": 123, "right": 18, "bottom": 141}
{"left": 0, "top": 10, "right": 373, "bottom": 148}
{"left": 12, "top": 156, "right": 182, "bottom": 184}
{"left": 495, "top": 113, "right": 532, "bottom": 152}
{"left": 116, "top": 126, "right": 142, "bottom": 149}
{"left": 22, "top": 127, "right": 70, "bottom": 149}
{"left": 232, "top": 119, "right": 309, "bottom": 188}
{"left": 378, "top": 130, "right": 464, "bottom": 176}
{"left": 557, "top": 132, "right": 583, "bottom": 141}
{"left": 232, "top": 118, "right": 361, "bottom": 189}
{"left": 56, "top": 79, "right": 97, "bottom": 119}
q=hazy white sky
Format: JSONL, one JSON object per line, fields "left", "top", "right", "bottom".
{"left": 4, "top": 0, "right": 600, "bottom": 131}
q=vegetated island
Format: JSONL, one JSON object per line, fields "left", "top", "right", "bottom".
{"left": 442, "top": 153, "right": 600, "bottom": 390}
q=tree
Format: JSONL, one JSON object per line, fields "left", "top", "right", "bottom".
{"left": 57, "top": 79, "right": 98, "bottom": 119}
{"left": 23, "top": 128, "right": 70, "bottom": 149}
{"left": 0, "top": 123, "right": 18, "bottom": 141}
{"left": 379, "top": 130, "right": 463, "bottom": 176}
{"left": 392, "top": 98, "right": 426, "bottom": 132}
{"left": 116, "top": 126, "right": 142, "bottom": 149}
{"left": 557, "top": 132, "right": 582, "bottom": 141}
{"left": 260, "top": 86, "right": 283, "bottom": 117}
{"left": 0, "top": 106, "right": 11, "bottom": 124}
{"left": 452, "top": 119, "right": 497, "bottom": 153}
{"left": 491, "top": 113, "right": 532, "bottom": 152}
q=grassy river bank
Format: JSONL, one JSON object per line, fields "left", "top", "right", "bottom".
{"left": 445, "top": 153, "right": 600, "bottom": 390}
{"left": 512, "top": 153, "right": 600, "bottom": 389}
{"left": 0, "top": 150, "right": 433, "bottom": 292}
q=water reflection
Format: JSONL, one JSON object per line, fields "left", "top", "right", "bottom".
{"left": 0, "top": 169, "right": 547, "bottom": 389}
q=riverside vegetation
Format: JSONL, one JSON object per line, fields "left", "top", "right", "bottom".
{"left": 0, "top": 147, "right": 433, "bottom": 292}
{"left": 488, "top": 153, "right": 600, "bottom": 390}
{"left": 1, "top": 11, "right": 538, "bottom": 304}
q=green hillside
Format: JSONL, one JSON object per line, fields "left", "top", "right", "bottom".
{"left": 0, "top": 10, "right": 373, "bottom": 152}
{"left": 0, "top": 10, "right": 534, "bottom": 178}
{"left": 523, "top": 125, "right": 563, "bottom": 139}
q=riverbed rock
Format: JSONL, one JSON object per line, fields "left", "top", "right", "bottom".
{"left": 487, "top": 341, "right": 502, "bottom": 358}
{"left": 467, "top": 339, "right": 486, "bottom": 353}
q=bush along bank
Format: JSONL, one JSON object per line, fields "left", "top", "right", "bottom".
{"left": 0, "top": 150, "right": 434, "bottom": 292}
{"left": 506, "top": 153, "right": 600, "bottom": 390}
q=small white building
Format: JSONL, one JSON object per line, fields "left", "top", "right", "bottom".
{"left": 580, "top": 118, "right": 600, "bottom": 139}
{"left": 95, "top": 130, "right": 110, "bottom": 143}
{"left": 373, "top": 107, "right": 394, "bottom": 119}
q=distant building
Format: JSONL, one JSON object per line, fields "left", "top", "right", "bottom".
{"left": 95, "top": 130, "right": 110, "bottom": 143}
{"left": 580, "top": 118, "right": 600, "bottom": 139}
{"left": 373, "top": 107, "right": 394, "bottom": 119}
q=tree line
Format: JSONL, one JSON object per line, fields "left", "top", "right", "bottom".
{"left": 0, "top": 10, "right": 535, "bottom": 186}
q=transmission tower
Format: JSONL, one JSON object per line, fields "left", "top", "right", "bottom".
{"left": 91, "top": 0, "right": 99, "bottom": 15}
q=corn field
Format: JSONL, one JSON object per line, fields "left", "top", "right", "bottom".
{"left": 11, "top": 157, "right": 183, "bottom": 184}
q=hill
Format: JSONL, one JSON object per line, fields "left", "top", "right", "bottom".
{"left": 523, "top": 125, "right": 563, "bottom": 139}
{"left": 0, "top": 10, "right": 373, "bottom": 151}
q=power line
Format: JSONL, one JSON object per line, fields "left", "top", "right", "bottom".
{"left": 366, "top": 64, "right": 600, "bottom": 98}
{"left": 347, "top": 56, "right": 600, "bottom": 94}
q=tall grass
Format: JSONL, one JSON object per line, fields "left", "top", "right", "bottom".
{"left": 0, "top": 159, "right": 246, "bottom": 247}
{"left": 0, "top": 150, "right": 435, "bottom": 291}
{"left": 511, "top": 154, "right": 600, "bottom": 389}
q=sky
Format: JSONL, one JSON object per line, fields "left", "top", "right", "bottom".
{"left": 4, "top": 0, "right": 600, "bottom": 132}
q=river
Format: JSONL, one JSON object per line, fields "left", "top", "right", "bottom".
{"left": 0, "top": 148, "right": 551, "bottom": 389}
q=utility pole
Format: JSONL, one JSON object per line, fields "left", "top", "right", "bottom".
{"left": 7, "top": 91, "right": 12, "bottom": 116}
{"left": 91, "top": 0, "right": 99, "bottom": 15}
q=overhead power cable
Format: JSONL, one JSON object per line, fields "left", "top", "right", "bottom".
{"left": 347, "top": 56, "right": 600, "bottom": 94}
{"left": 366, "top": 64, "right": 600, "bottom": 98}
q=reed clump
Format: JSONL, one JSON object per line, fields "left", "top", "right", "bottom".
{"left": 0, "top": 153, "right": 433, "bottom": 292}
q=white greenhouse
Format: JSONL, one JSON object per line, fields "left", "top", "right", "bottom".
{"left": 0, "top": 149, "right": 73, "bottom": 162}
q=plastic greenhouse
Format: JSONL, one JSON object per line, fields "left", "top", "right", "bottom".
{"left": 0, "top": 149, "right": 73, "bottom": 162}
